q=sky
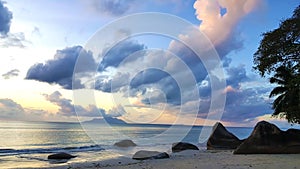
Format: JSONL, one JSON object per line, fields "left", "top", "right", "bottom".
{"left": 0, "top": 0, "right": 299, "bottom": 128}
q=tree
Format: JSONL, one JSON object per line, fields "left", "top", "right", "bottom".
{"left": 253, "top": 5, "right": 300, "bottom": 123}
{"left": 269, "top": 66, "right": 300, "bottom": 123}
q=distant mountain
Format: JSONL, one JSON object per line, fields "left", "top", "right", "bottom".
{"left": 84, "top": 117, "right": 127, "bottom": 125}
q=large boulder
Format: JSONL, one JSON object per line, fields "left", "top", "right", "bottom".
{"left": 114, "top": 140, "right": 137, "bottom": 148}
{"left": 172, "top": 142, "right": 199, "bottom": 153}
{"left": 132, "top": 150, "right": 169, "bottom": 160}
{"left": 234, "top": 121, "right": 300, "bottom": 154}
{"left": 48, "top": 152, "right": 76, "bottom": 160}
{"left": 207, "top": 122, "right": 243, "bottom": 150}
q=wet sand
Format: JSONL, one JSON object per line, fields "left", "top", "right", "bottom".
{"left": 45, "top": 150, "right": 300, "bottom": 169}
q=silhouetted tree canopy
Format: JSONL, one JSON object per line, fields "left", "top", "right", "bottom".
{"left": 253, "top": 5, "right": 300, "bottom": 124}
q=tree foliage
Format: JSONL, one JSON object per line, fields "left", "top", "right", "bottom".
{"left": 253, "top": 5, "right": 300, "bottom": 123}
{"left": 254, "top": 6, "right": 300, "bottom": 76}
{"left": 269, "top": 66, "right": 300, "bottom": 123}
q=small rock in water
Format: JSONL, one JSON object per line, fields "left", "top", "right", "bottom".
{"left": 132, "top": 150, "right": 169, "bottom": 160}
{"left": 114, "top": 139, "right": 137, "bottom": 147}
{"left": 48, "top": 152, "right": 76, "bottom": 160}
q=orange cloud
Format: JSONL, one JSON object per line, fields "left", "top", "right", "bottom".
{"left": 223, "top": 85, "right": 237, "bottom": 94}
{"left": 194, "top": 0, "right": 260, "bottom": 45}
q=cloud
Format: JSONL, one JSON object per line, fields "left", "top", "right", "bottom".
{"left": 31, "top": 26, "right": 42, "bottom": 37}
{"left": 44, "top": 91, "right": 128, "bottom": 118}
{"left": 95, "top": 72, "right": 130, "bottom": 92}
{"left": 135, "top": 74, "right": 181, "bottom": 105}
{"left": 21, "top": 1, "right": 269, "bottom": 125}
{"left": 196, "top": 65, "right": 272, "bottom": 123}
{"left": 125, "top": 0, "right": 263, "bottom": 123}
{"left": 167, "top": 40, "right": 209, "bottom": 82}
{"left": 129, "top": 68, "right": 169, "bottom": 89}
{"left": 194, "top": 0, "right": 259, "bottom": 46}
{"left": 95, "top": 42, "right": 209, "bottom": 106}
{"left": 44, "top": 91, "right": 109, "bottom": 118}
{"left": 107, "top": 105, "right": 126, "bottom": 117}
{"left": 44, "top": 91, "right": 77, "bottom": 116}
{"left": 26, "top": 46, "right": 96, "bottom": 89}
{"left": 0, "top": 98, "right": 24, "bottom": 119}
{"left": 0, "top": 1, "right": 12, "bottom": 36}
{"left": 0, "top": 98, "right": 47, "bottom": 121}
{"left": 25, "top": 41, "right": 145, "bottom": 90}
{"left": 222, "top": 87, "right": 272, "bottom": 122}
{"left": 0, "top": 96, "right": 102, "bottom": 122}
{"left": 96, "top": 45, "right": 204, "bottom": 105}
{"left": 226, "top": 65, "right": 249, "bottom": 88}
{"left": 2, "top": 69, "right": 19, "bottom": 79}
{"left": 0, "top": 1, "right": 28, "bottom": 48}
{"left": 84, "top": 0, "right": 138, "bottom": 17}
{"left": 0, "top": 32, "right": 28, "bottom": 48}
{"left": 192, "top": 0, "right": 261, "bottom": 61}
{"left": 99, "top": 40, "right": 146, "bottom": 71}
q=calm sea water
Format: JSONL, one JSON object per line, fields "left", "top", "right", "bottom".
{"left": 0, "top": 121, "right": 253, "bottom": 168}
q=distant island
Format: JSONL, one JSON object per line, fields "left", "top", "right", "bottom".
{"left": 84, "top": 117, "right": 127, "bottom": 125}
{"left": 83, "top": 118, "right": 205, "bottom": 127}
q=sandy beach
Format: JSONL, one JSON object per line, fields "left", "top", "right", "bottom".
{"left": 44, "top": 150, "right": 300, "bottom": 169}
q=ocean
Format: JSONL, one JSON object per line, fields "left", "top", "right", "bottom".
{"left": 0, "top": 121, "right": 253, "bottom": 168}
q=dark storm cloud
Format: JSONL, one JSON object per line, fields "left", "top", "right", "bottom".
{"left": 0, "top": 1, "right": 12, "bottom": 36}
{"left": 2, "top": 69, "right": 19, "bottom": 79}
{"left": 88, "top": 0, "right": 138, "bottom": 17}
{"left": 26, "top": 46, "right": 96, "bottom": 89}
{"left": 99, "top": 40, "right": 146, "bottom": 71}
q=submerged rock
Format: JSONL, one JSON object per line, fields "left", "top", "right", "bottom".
{"left": 132, "top": 150, "right": 169, "bottom": 160}
{"left": 234, "top": 121, "right": 300, "bottom": 154}
{"left": 114, "top": 139, "right": 137, "bottom": 147}
{"left": 172, "top": 142, "right": 199, "bottom": 153}
{"left": 48, "top": 152, "right": 76, "bottom": 160}
{"left": 207, "top": 122, "right": 243, "bottom": 150}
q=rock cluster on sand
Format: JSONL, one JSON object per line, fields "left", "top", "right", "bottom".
{"left": 132, "top": 150, "right": 169, "bottom": 160}
{"left": 172, "top": 142, "right": 199, "bottom": 153}
{"left": 48, "top": 152, "right": 76, "bottom": 160}
{"left": 234, "top": 121, "right": 300, "bottom": 154}
{"left": 114, "top": 140, "right": 137, "bottom": 148}
{"left": 207, "top": 122, "right": 243, "bottom": 150}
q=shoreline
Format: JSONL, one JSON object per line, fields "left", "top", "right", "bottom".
{"left": 37, "top": 150, "right": 300, "bottom": 169}
{"left": 3, "top": 121, "right": 300, "bottom": 169}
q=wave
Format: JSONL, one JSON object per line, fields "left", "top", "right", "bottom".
{"left": 0, "top": 145, "right": 104, "bottom": 157}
